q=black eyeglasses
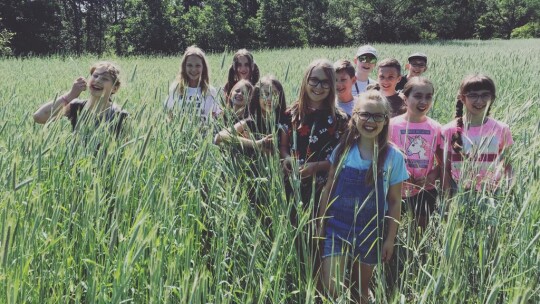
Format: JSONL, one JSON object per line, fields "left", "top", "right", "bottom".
{"left": 356, "top": 112, "right": 387, "bottom": 122}
{"left": 308, "top": 77, "right": 331, "bottom": 89}
{"left": 465, "top": 93, "right": 492, "bottom": 102}
{"left": 410, "top": 63, "right": 426, "bottom": 68}
{"left": 357, "top": 56, "right": 377, "bottom": 64}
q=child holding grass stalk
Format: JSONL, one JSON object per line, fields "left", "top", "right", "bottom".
{"left": 389, "top": 77, "right": 442, "bottom": 230}
{"left": 441, "top": 74, "right": 513, "bottom": 193}
{"left": 33, "top": 61, "right": 128, "bottom": 138}
{"left": 164, "top": 45, "right": 221, "bottom": 122}
{"left": 215, "top": 75, "right": 286, "bottom": 155}
{"left": 223, "top": 49, "right": 260, "bottom": 101}
{"left": 317, "top": 90, "right": 408, "bottom": 303}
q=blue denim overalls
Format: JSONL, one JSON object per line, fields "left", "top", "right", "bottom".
{"left": 323, "top": 166, "right": 386, "bottom": 265}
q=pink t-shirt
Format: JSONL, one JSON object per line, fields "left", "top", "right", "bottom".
{"left": 390, "top": 115, "right": 442, "bottom": 197}
{"left": 441, "top": 117, "right": 513, "bottom": 191}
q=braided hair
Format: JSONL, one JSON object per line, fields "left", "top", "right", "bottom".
{"left": 451, "top": 74, "right": 496, "bottom": 153}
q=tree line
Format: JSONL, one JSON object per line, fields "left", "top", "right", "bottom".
{"left": 1, "top": 0, "right": 539, "bottom": 56}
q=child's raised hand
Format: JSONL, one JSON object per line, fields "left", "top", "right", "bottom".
{"left": 381, "top": 239, "right": 395, "bottom": 262}
{"left": 68, "top": 77, "right": 87, "bottom": 99}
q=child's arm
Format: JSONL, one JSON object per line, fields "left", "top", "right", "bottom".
{"left": 300, "top": 160, "right": 330, "bottom": 178}
{"left": 317, "top": 165, "right": 337, "bottom": 238}
{"left": 280, "top": 129, "right": 293, "bottom": 174}
{"left": 382, "top": 182, "right": 402, "bottom": 262}
{"left": 33, "top": 77, "right": 86, "bottom": 124}
{"left": 214, "top": 121, "right": 273, "bottom": 153}
{"left": 421, "top": 145, "right": 444, "bottom": 187}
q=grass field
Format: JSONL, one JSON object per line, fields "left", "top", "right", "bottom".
{"left": 0, "top": 39, "right": 539, "bottom": 303}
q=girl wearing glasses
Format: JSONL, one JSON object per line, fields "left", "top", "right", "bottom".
{"left": 389, "top": 77, "right": 442, "bottom": 230}
{"left": 441, "top": 74, "right": 513, "bottom": 193}
{"left": 280, "top": 59, "right": 348, "bottom": 211}
{"left": 318, "top": 90, "right": 408, "bottom": 303}
{"left": 279, "top": 59, "right": 347, "bottom": 293}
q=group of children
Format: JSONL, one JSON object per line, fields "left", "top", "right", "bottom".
{"left": 33, "top": 44, "right": 513, "bottom": 303}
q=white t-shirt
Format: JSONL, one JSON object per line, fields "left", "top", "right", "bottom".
{"left": 335, "top": 96, "right": 357, "bottom": 117}
{"left": 351, "top": 78, "right": 375, "bottom": 96}
{"left": 164, "top": 85, "right": 222, "bottom": 122}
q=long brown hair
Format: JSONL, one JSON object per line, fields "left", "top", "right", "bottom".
{"left": 225, "top": 49, "right": 260, "bottom": 96}
{"left": 451, "top": 74, "right": 496, "bottom": 153}
{"left": 290, "top": 59, "right": 337, "bottom": 124}
{"left": 332, "top": 90, "right": 391, "bottom": 185}
{"left": 175, "top": 45, "right": 210, "bottom": 95}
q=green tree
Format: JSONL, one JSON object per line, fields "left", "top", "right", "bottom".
{"left": 254, "top": 0, "right": 308, "bottom": 48}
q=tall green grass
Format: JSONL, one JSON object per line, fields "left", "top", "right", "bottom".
{"left": 0, "top": 39, "right": 539, "bottom": 303}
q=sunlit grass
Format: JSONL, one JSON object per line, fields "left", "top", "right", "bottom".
{"left": 0, "top": 39, "right": 539, "bottom": 303}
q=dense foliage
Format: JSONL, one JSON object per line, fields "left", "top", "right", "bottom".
{"left": 0, "top": 0, "right": 539, "bottom": 56}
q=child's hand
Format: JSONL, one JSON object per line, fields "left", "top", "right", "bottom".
{"left": 381, "top": 239, "right": 395, "bottom": 263}
{"left": 300, "top": 162, "right": 317, "bottom": 178}
{"left": 257, "top": 135, "right": 273, "bottom": 154}
{"left": 68, "top": 77, "right": 87, "bottom": 99}
{"left": 281, "top": 157, "right": 293, "bottom": 174}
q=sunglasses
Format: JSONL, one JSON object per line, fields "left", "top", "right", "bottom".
{"left": 357, "top": 55, "right": 378, "bottom": 64}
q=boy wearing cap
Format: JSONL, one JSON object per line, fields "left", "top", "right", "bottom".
{"left": 352, "top": 45, "right": 377, "bottom": 96}
{"left": 396, "top": 52, "right": 428, "bottom": 91}
{"left": 334, "top": 59, "right": 357, "bottom": 117}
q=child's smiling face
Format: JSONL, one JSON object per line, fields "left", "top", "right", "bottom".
{"left": 236, "top": 56, "right": 251, "bottom": 80}
{"left": 461, "top": 89, "right": 492, "bottom": 118}
{"left": 259, "top": 83, "right": 279, "bottom": 114}
{"left": 407, "top": 59, "right": 427, "bottom": 77}
{"left": 404, "top": 83, "right": 433, "bottom": 119}
{"left": 230, "top": 81, "right": 251, "bottom": 107}
{"left": 305, "top": 66, "right": 331, "bottom": 105}
{"left": 185, "top": 55, "right": 203, "bottom": 87}
{"left": 354, "top": 100, "right": 387, "bottom": 140}
{"left": 377, "top": 67, "right": 401, "bottom": 95}
{"left": 88, "top": 66, "right": 118, "bottom": 98}
{"left": 335, "top": 71, "right": 355, "bottom": 101}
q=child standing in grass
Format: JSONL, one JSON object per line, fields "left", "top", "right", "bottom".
{"left": 223, "top": 49, "right": 260, "bottom": 100}
{"left": 352, "top": 45, "right": 378, "bottom": 96}
{"left": 377, "top": 58, "right": 406, "bottom": 117}
{"left": 390, "top": 77, "right": 442, "bottom": 229}
{"left": 318, "top": 90, "right": 408, "bottom": 304}
{"left": 395, "top": 53, "right": 428, "bottom": 92}
{"left": 33, "top": 61, "right": 128, "bottom": 138}
{"left": 441, "top": 74, "right": 513, "bottom": 193}
{"left": 280, "top": 59, "right": 348, "bottom": 213}
{"left": 280, "top": 59, "right": 347, "bottom": 295}
{"left": 334, "top": 59, "right": 357, "bottom": 117}
{"left": 164, "top": 45, "right": 221, "bottom": 122}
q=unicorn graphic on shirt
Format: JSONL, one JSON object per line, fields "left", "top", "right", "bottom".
{"left": 406, "top": 135, "right": 428, "bottom": 159}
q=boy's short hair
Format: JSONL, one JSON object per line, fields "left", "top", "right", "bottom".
{"left": 408, "top": 52, "right": 428, "bottom": 63}
{"left": 334, "top": 59, "right": 355, "bottom": 78}
{"left": 377, "top": 58, "right": 401, "bottom": 76}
